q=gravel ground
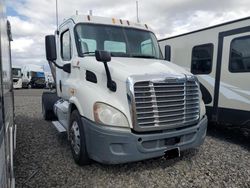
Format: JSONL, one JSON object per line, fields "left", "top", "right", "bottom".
{"left": 14, "top": 89, "right": 250, "bottom": 188}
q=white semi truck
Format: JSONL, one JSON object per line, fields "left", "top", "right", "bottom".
{"left": 21, "top": 64, "right": 46, "bottom": 88}
{"left": 12, "top": 66, "right": 22, "bottom": 89}
{"left": 43, "top": 15, "right": 207, "bottom": 165}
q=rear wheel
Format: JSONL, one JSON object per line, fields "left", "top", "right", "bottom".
{"left": 70, "top": 110, "right": 91, "bottom": 166}
{"left": 42, "top": 91, "right": 59, "bottom": 120}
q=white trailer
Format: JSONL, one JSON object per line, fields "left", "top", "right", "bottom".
{"left": 43, "top": 15, "right": 207, "bottom": 165}
{"left": 21, "top": 64, "right": 46, "bottom": 88}
{"left": 159, "top": 17, "right": 250, "bottom": 127}
{"left": 0, "top": 1, "right": 16, "bottom": 187}
{"left": 12, "top": 66, "right": 22, "bottom": 89}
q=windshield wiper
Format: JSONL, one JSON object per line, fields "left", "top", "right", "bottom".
{"left": 110, "top": 52, "right": 129, "bottom": 57}
{"left": 82, "top": 51, "right": 95, "bottom": 55}
{"left": 131, "top": 54, "right": 158, "bottom": 59}
{"left": 83, "top": 51, "right": 130, "bottom": 57}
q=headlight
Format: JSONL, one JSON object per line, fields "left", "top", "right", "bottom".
{"left": 93, "top": 102, "right": 129, "bottom": 128}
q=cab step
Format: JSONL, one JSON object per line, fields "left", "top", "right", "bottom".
{"left": 52, "top": 121, "right": 66, "bottom": 133}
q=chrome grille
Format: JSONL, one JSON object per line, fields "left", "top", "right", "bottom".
{"left": 133, "top": 77, "right": 200, "bottom": 131}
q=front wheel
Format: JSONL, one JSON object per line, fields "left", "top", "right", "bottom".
{"left": 70, "top": 110, "right": 91, "bottom": 166}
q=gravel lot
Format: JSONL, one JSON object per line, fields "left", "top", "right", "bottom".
{"left": 14, "top": 89, "right": 250, "bottom": 188}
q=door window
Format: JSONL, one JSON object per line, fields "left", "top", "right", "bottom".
{"left": 229, "top": 36, "right": 250, "bottom": 72}
{"left": 191, "top": 44, "right": 213, "bottom": 74}
{"left": 61, "top": 30, "right": 72, "bottom": 61}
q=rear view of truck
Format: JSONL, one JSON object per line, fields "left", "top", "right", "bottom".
{"left": 42, "top": 15, "right": 207, "bottom": 165}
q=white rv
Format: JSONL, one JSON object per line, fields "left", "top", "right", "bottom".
{"left": 0, "top": 2, "right": 16, "bottom": 187}
{"left": 42, "top": 15, "right": 207, "bottom": 165}
{"left": 159, "top": 17, "right": 250, "bottom": 126}
{"left": 12, "top": 66, "right": 22, "bottom": 89}
{"left": 21, "top": 64, "right": 46, "bottom": 88}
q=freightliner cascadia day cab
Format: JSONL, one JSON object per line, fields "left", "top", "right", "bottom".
{"left": 0, "top": 1, "right": 16, "bottom": 187}
{"left": 21, "top": 64, "right": 46, "bottom": 88}
{"left": 12, "top": 66, "right": 22, "bottom": 89}
{"left": 159, "top": 17, "right": 250, "bottom": 127}
{"left": 42, "top": 15, "right": 207, "bottom": 165}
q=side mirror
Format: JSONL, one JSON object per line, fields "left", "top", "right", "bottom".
{"left": 62, "top": 63, "right": 71, "bottom": 73}
{"left": 95, "top": 50, "right": 111, "bottom": 62}
{"left": 21, "top": 73, "right": 23, "bottom": 76}
{"left": 164, "top": 45, "right": 171, "bottom": 61}
{"left": 45, "top": 35, "right": 57, "bottom": 61}
{"left": 95, "top": 50, "right": 116, "bottom": 92}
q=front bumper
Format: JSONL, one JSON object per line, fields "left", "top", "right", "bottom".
{"left": 82, "top": 116, "right": 207, "bottom": 164}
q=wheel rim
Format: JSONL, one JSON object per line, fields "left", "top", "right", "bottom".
{"left": 70, "top": 121, "right": 81, "bottom": 155}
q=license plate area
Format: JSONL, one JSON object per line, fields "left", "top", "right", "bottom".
{"left": 164, "top": 148, "right": 180, "bottom": 159}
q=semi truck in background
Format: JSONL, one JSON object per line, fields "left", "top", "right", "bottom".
{"left": 45, "top": 72, "right": 55, "bottom": 89}
{"left": 42, "top": 15, "right": 207, "bottom": 165}
{"left": 0, "top": 0, "right": 16, "bottom": 187}
{"left": 21, "top": 64, "right": 46, "bottom": 88}
{"left": 12, "top": 65, "right": 22, "bottom": 89}
{"left": 159, "top": 17, "right": 250, "bottom": 127}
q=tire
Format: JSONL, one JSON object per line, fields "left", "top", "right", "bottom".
{"left": 42, "top": 91, "right": 59, "bottom": 120}
{"left": 69, "top": 110, "right": 91, "bottom": 166}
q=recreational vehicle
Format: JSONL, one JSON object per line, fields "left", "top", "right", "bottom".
{"left": 43, "top": 15, "right": 207, "bottom": 165}
{"left": 21, "top": 64, "right": 46, "bottom": 88}
{"left": 0, "top": 1, "right": 16, "bottom": 187}
{"left": 12, "top": 66, "right": 22, "bottom": 89}
{"left": 159, "top": 17, "right": 250, "bottom": 127}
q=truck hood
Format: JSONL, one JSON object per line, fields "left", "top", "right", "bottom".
{"left": 106, "top": 57, "right": 193, "bottom": 82}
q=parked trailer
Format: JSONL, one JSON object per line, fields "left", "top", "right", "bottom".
{"left": 42, "top": 15, "right": 207, "bottom": 165}
{"left": 21, "top": 64, "right": 46, "bottom": 88}
{"left": 0, "top": 0, "right": 16, "bottom": 187}
{"left": 12, "top": 66, "right": 22, "bottom": 89}
{"left": 159, "top": 17, "right": 250, "bottom": 126}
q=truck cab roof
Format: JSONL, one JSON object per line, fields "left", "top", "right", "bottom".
{"left": 59, "top": 15, "right": 153, "bottom": 32}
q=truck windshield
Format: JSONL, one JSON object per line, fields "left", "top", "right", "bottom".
{"left": 75, "top": 24, "right": 163, "bottom": 59}
{"left": 12, "top": 68, "right": 21, "bottom": 78}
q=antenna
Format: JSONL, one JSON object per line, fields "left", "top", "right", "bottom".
{"left": 136, "top": 1, "right": 140, "bottom": 23}
{"left": 56, "top": 0, "right": 59, "bottom": 34}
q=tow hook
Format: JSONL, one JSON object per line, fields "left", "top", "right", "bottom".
{"left": 164, "top": 148, "right": 180, "bottom": 159}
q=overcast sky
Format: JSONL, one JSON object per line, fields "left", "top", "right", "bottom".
{"left": 7, "top": 0, "right": 250, "bottom": 70}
